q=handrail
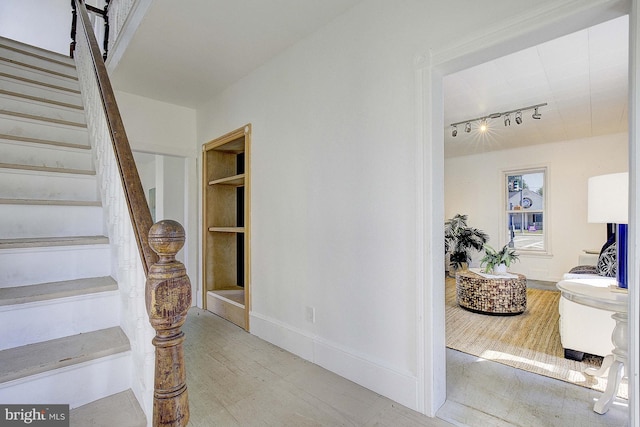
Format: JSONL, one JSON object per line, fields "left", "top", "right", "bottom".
{"left": 73, "top": 0, "right": 157, "bottom": 274}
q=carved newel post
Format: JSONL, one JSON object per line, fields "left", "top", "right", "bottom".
{"left": 146, "top": 220, "right": 192, "bottom": 427}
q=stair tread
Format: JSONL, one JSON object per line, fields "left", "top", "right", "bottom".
{"left": 0, "top": 71, "right": 81, "bottom": 94}
{"left": 0, "top": 198, "right": 101, "bottom": 206}
{"left": 0, "top": 88, "right": 83, "bottom": 110}
{"left": 0, "top": 133, "right": 90, "bottom": 150}
{"left": 70, "top": 389, "right": 146, "bottom": 427}
{"left": 0, "top": 57, "right": 77, "bottom": 81}
{"left": 0, "top": 38, "right": 76, "bottom": 67}
{"left": 0, "top": 327, "right": 129, "bottom": 384}
{"left": 0, "top": 162, "right": 95, "bottom": 175}
{"left": 0, "top": 276, "right": 116, "bottom": 306}
{"left": 0, "top": 109, "right": 86, "bottom": 128}
{"left": 0, "top": 235, "right": 108, "bottom": 249}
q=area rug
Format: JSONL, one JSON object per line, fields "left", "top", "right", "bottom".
{"left": 445, "top": 278, "right": 628, "bottom": 398}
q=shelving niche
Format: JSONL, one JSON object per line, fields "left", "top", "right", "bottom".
{"left": 202, "top": 124, "right": 250, "bottom": 330}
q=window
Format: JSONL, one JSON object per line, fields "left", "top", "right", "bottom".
{"left": 505, "top": 168, "right": 546, "bottom": 252}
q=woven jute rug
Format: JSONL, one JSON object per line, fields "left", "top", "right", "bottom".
{"left": 445, "top": 278, "right": 628, "bottom": 398}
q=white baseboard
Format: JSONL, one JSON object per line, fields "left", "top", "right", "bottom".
{"left": 250, "top": 312, "right": 418, "bottom": 411}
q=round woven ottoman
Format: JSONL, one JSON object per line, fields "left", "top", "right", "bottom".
{"left": 456, "top": 270, "right": 527, "bottom": 315}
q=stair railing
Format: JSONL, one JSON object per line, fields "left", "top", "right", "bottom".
{"left": 70, "top": 0, "right": 110, "bottom": 60}
{"left": 71, "top": 1, "right": 191, "bottom": 426}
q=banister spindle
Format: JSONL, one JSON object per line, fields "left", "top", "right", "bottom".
{"left": 146, "top": 220, "right": 191, "bottom": 427}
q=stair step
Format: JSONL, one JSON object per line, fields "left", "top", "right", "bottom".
{"left": 0, "top": 88, "right": 82, "bottom": 110}
{"left": 0, "top": 198, "right": 101, "bottom": 206}
{"left": 0, "top": 162, "right": 94, "bottom": 176}
{"left": 0, "top": 277, "right": 119, "bottom": 350}
{"left": 0, "top": 112, "right": 89, "bottom": 146}
{"left": 0, "top": 138, "right": 93, "bottom": 170}
{"left": 0, "top": 60, "right": 78, "bottom": 93}
{"left": 0, "top": 276, "right": 116, "bottom": 307}
{"left": 0, "top": 93, "right": 86, "bottom": 125}
{"left": 0, "top": 235, "right": 108, "bottom": 250}
{"left": 0, "top": 202, "right": 104, "bottom": 239}
{"left": 0, "top": 327, "right": 129, "bottom": 384}
{"left": 0, "top": 167, "right": 98, "bottom": 201}
{"left": 0, "top": 70, "right": 82, "bottom": 103}
{"left": 0, "top": 37, "right": 75, "bottom": 69}
{"left": 0, "top": 132, "right": 89, "bottom": 150}
{"left": 0, "top": 46, "right": 77, "bottom": 81}
{"left": 0, "top": 109, "right": 86, "bottom": 128}
{"left": 70, "top": 390, "right": 146, "bottom": 427}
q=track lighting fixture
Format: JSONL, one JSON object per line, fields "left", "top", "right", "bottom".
{"left": 449, "top": 102, "right": 546, "bottom": 137}
{"left": 532, "top": 106, "right": 541, "bottom": 119}
{"left": 515, "top": 111, "right": 522, "bottom": 125}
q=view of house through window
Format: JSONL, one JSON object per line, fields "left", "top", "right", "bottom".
{"left": 506, "top": 169, "right": 546, "bottom": 251}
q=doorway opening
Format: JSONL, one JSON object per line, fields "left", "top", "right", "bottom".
{"left": 420, "top": 2, "right": 637, "bottom": 423}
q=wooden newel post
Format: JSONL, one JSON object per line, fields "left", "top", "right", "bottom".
{"left": 146, "top": 220, "right": 192, "bottom": 427}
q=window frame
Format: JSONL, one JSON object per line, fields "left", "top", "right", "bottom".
{"left": 502, "top": 166, "right": 550, "bottom": 255}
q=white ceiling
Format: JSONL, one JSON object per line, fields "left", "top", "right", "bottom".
{"left": 444, "top": 15, "right": 629, "bottom": 158}
{"left": 111, "top": 6, "right": 628, "bottom": 156}
{"left": 110, "top": 0, "right": 361, "bottom": 108}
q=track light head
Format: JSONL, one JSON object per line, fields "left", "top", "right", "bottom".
{"left": 515, "top": 111, "right": 522, "bottom": 125}
{"left": 464, "top": 122, "right": 471, "bottom": 133}
{"left": 479, "top": 119, "right": 487, "bottom": 132}
{"left": 452, "top": 125, "right": 457, "bottom": 137}
{"left": 532, "top": 107, "right": 541, "bottom": 119}
{"left": 504, "top": 113, "right": 511, "bottom": 126}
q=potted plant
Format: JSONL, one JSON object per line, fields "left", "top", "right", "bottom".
{"left": 444, "top": 214, "right": 488, "bottom": 276}
{"left": 480, "top": 244, "right": 519, "bottom": 274}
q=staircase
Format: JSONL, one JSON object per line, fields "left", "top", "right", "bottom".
{"left": 0, "top": 37, "right": 146, "bottom": 425}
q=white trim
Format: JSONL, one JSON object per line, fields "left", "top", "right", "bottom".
{"left": 628, "top": 2, "right": 640, "bottom": 425}
{"left": 249, "top": 311, "right": 419, "bottom": 410}
{"left": 105, "top": 0, "right": 153, "bottom": 74}
{"left": 419, "top": 0, "right": 636, "bottom": 421}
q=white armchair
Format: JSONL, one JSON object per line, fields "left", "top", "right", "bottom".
{"left": 557, "top": 276, "right": 617, "bottom": 360}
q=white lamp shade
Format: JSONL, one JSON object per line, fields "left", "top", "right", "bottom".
{"left": 588, "top": 172, "right": 628, "bottom": 224}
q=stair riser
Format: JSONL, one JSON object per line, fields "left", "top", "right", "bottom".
{"left": 0, "top": 291, "right": 119, "bottom": 351}
{"left": 0, "top": 139, "right": 93, "bottom": 170}
{"left": 0, "top": 245, "right": 111, "bottom": 287}
{"left": 0, "top": 204, "right": 104, "bottom": 239}
{"left": 0, "top": 62, "right": 79, "bottom": 92}
{"left": 0, "top": 115, "right": 89, "bottom": 146}
{"left": 0, "top": 94, "right": 86, "bottom": 124}
{"left": 0, "top": 170, "right": 97, "bottom": 201}
{"left": 0, "top": 353, "right": 131, "bottom": 409}
{"left": 0, "top": 45, "right": 77, "bottom": 79}
{"left": 0, "top": 38, "right": 75, "bottom": 66}
{"left": 0, "top": 76, "right": 83, "bottom": 106}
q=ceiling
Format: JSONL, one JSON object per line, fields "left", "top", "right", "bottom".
{"left": 111, "top": 6, "right": 628, "bottom": 157}
{"left": 110, "top": 0, "right": 361, "bottom": 108}
{"left": 444, "top": 15, "right": 629, "bottom": 158}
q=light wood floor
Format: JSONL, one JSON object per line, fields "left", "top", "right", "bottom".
{"left": 184, "top": 307, "right": 628, "bottom": 426}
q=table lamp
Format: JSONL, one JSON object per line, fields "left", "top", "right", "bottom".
{"left": 588, "top": 172, "right": 628, "bottom": 288}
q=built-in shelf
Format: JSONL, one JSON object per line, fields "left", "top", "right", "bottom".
{"left": 208, "top": 227, "right": 245, "bottom": 233}
{"left": 209, "top": 173, "right": 245, "bottom": 186}
{"left": 202, "top": 124, "right": 251, "bottom": 331}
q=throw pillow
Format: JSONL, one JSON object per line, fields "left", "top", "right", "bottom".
{"left": 568, "top": 265, "right": 598, "bottom": 274}
{"left": 597, "top": 243, "right": 617, "bottom": 277}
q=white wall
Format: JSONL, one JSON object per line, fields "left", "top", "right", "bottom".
{"left": 0, "top": 0, "right": 70, "bottom": 54}
{"left": 445, "top": 133, "right": 628, "bottom": 281}
{"left": 194, "top": 0, "right": 563, "bottom": 412}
